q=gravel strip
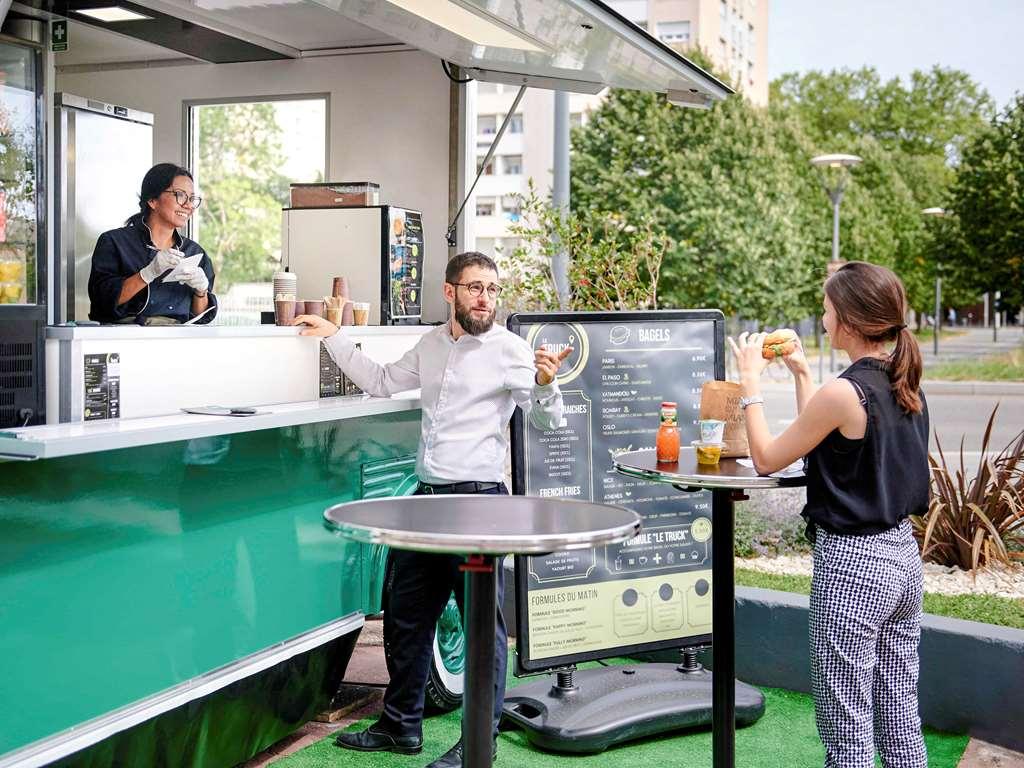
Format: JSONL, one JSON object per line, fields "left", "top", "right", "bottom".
{"left": 739, "top": 555, "right": 1024, "bottom": 600}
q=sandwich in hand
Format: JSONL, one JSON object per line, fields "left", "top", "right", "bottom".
{"left": 762, "top": 328, "right": 799, "bottom": 359}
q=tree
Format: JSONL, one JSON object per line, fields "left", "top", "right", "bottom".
{"left": 773, "top": 66, "right": 995, "bottom": 314}
{"left": 949, "top": 95, "right": 1024, "bottom": 311}
{"left": 194, "top": 103, "right": 291, "bottom": 290}
{"left": 571, "top": 86, "right": 821, "bottom": 324}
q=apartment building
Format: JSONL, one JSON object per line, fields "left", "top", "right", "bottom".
{"left": 470, "top": 0, "right": 769, "bottom": 258}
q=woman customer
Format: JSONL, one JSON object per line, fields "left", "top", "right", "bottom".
{"left": 88, "top": 163, "right": 216, "bottom": 324}
{"left": 729, "top": 261, "right": 929, "bottom": 768}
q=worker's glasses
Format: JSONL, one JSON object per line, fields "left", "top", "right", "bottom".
{"left": 163, "top": 189, "right": 203, "bottom": 208}
{"left": 450, "top": 281, "right": 503, "bottom": 299}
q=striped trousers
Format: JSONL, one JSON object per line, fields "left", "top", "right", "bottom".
{"left": 810, "top": 519, "right": 928, "bottom": 768}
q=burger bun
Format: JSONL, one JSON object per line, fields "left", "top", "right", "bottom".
{"left": 762, "top": 328, "right": 799, "bottom": 359}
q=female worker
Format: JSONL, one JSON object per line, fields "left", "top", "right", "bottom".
{"left": 88, "top": 163, "right": 216, "bottom": 324}
{"left": 729, "top": 261, "right": 929, "bottom": 768}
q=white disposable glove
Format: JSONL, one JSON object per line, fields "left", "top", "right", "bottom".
{"left": 140, "top": 248, "right": 183, "bottom": 284}
{"left": 179, "top": 267, "right": 210, "bottom": 296}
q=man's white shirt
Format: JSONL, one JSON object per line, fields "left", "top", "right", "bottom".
{"left": 323, "top": 322, "right": 564, "bottom": 484}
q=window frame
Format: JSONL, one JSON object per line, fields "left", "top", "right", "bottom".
{"left": 182, "top": 92, "right": 331, "bottom": 241}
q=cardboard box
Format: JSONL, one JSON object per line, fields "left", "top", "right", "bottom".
{"left": 289, "top": 182, "right": 380, "bottom": 208}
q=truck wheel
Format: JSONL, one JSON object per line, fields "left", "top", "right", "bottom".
{"left": 424, "top": 593, "right": 465, "bottom": 714}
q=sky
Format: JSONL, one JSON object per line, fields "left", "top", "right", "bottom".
{"left": 768, "top": 0, "right": 1022, "bottom": 110}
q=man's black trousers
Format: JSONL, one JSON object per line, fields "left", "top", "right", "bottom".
{"left": 375, "top": 482, "right": 509, "bottom": 738}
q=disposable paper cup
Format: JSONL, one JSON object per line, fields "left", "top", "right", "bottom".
{"left": 304, "top": 300, "right": 325, "bottom": 318}
{"left": 275, "top": 299, "right": 297, "bottom": 326}
{"left": 699, "top": 419, "right": 726, "bottom": 443}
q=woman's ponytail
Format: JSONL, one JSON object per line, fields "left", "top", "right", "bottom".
{"left": 889, "top": 326, "right": 923, "bottom": 414}
{"left": 824, "top": 262, "right": 924, "bottom": 415}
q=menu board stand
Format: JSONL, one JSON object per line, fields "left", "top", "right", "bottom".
{"left": 502, "top": 310, "right": 765, "bottom": 754}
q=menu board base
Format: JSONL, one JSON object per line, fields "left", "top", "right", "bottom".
{"left": 501, "top": 664, "right": 764, "bottom": 754}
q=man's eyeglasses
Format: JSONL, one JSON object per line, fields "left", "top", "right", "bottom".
{"left": 163, "top": 189, "right": 203, "bottom": 208}
{"left": 450, "top": 281, "right": 503, "bottom": 299}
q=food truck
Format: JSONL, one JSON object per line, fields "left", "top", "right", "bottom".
{"left": 0, "top": 3, "right": 730, "bottom": 765}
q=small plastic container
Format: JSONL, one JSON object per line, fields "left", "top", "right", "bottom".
{"left": 692, "top": 440, "right": 724, "bottom": 466}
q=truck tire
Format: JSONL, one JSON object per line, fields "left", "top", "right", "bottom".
{"left": 424, "top": 593, "right": 465, "bottom": 714}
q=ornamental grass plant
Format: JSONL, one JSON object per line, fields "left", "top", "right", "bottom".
{"left": 912, "top": 405, "right": 1024, "bottom": 572}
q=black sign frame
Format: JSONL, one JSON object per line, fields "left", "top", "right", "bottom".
{"left": 509, "top": 309, "right": 725, "bottom": 674}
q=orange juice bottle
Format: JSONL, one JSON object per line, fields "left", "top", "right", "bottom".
{"left": 656, "top": 401, "right": 680, "bottom": 463}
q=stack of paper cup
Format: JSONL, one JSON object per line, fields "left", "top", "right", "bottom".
{"left": 272, "top": 269, "right": 297, "bottom": 303}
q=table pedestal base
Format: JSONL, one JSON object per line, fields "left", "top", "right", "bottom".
{"left": 501, "top": 664, "right": 764, "bottom": 754}
{"left": 462, "top": 555, "right": 497, "bottom": 768}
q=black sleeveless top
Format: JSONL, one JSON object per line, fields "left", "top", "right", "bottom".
{"left": 803, "top": 357, "right": 930, "bottom": 536}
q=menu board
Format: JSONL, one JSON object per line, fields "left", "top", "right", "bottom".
{"left": 83, "top": 352, "right": 120, "bottom": 421}
{"left": 509, "top": 311, "right": 725, "bottom": 672}
{"left": 318, "top": 341, "right": 363, "bottom": 398}
{"left": 387, "top": 208, "right": 423, "bottom": 323}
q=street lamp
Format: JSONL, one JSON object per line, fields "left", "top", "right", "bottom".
{"left": 811, "top": 153, "right": 862, "bottom": 376}
{"left": 922, "top": 207, "right": 951, "bottom": 358}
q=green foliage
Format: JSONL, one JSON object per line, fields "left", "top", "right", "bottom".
{"left": 925, "top": 347, "right": 1024, "bottom": 381}
{"left": 500, "top": 180, "right": 666, "bottom": 312}
{"left": 771, "top": 66, "right": 994, "bottom": 313}
{"left": 562, "top": 64, "right": 995, "bottom": 325}
{"left": 194, "top": 102, "right": 292, "bottom": 290}
{"left": 571, "top": 87, "right": 819, "bottom": 324}
{"left": 734, "top": 505, "right": 812, "bottom": 559}
{"left": 735, "top": 568, "right": 1024, "bottom": 629}
{"left": 948, "top": 95, "right": 1024, "bottom": 309}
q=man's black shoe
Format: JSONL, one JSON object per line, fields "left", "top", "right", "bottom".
{"left": 334, "top": 725, "right": 423, "bottom": 754}
{"left": 425, "top": 739, "right": 498, "bottom": 768}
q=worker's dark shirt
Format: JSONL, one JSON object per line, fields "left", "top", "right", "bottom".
{"left": 88, "top": 216, "right": 217, "bottom": 324}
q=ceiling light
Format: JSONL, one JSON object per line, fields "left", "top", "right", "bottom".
{"left": 381, "top": 0, "right": 543, "bottom": 52}
{"left": 74, "top": 6, "right": 153, "bottom": 22}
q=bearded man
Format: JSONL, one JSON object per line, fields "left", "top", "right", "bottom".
{"left": 295, "top": 251, "right": 570, "bottom": 768}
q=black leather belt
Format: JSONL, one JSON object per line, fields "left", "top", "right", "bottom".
{"left": 417, "top": 481, "right": 502, "bottom": 495}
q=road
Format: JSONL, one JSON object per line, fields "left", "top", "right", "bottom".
{"left": 762, "top": 387, "right": 1024, "bottom": 455}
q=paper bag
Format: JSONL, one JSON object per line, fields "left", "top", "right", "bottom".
{"left": 699, "top": 381, "right": 749, "bottom": 458}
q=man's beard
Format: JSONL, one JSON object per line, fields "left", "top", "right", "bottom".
{"left": 454, "top": 299, "right": 495, "bottom": 335}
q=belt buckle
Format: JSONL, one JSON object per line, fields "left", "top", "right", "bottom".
{"left": 420, "top": 484, "right": 434, "bottom": 495}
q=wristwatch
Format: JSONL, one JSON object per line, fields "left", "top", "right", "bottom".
{"left": 739, "top": 395, "right": 764, "bottom": 410}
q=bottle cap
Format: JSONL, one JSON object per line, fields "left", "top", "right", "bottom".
{"left": 661, "top": 401, "right": 677, "bottom": 408}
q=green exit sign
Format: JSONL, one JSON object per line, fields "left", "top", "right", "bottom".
{"left": 51, "top": 20, "right": 68, "bottom": 53}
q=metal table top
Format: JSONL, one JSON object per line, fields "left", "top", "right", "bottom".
{"left": 323, "top": 495, "right": 642, "bottom": 555}
{"left": 613, "top": 449, "right": 806, "bottom": 491}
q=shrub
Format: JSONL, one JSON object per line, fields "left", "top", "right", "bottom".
{"left": 498, "top": 180, "right": 667, "bottom": 313}
{"left": 912, "top": 406, "right": 1024, "bottom": 571}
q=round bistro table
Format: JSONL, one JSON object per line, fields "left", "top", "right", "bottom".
{"left": 612, "top": 448, "right": 806, "bottom": 768}
{"left": 324, "top": 494, "right": 642, "bottom": 768}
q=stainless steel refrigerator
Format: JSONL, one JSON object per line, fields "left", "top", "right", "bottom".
{"left": 54, "top": 92, "right": 153, "bottom": 323}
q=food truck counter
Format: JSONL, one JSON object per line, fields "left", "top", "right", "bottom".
{"left": 42, "top": 323, "right": 430, "bottom": 424}
{"left": 0, "top": 391, "right": 420, "bottom": 460}
{"left": 0, "top": 324, "right": 428, "bottom": 767}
